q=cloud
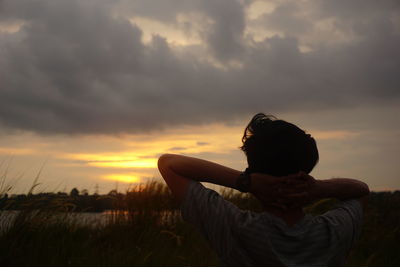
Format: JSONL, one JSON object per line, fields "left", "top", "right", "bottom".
{"left": 250, "top": 2, "right": 313, "bottom": 36}
{"left": 168, "top": 146, "right": 187, "bottom": 151}
{"left": 201, "top": 0, "right": 247, "bottom": 60}
{"left": 196, "top": 142, "right": 209, "bottom": 146}
{"left": 0, "top": 0, "right": 399, "bottom": 134}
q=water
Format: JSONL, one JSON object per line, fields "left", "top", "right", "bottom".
{"left": 0, "top": 210, "right": 108, "bottom": 231}
{"left": 0, "top": 209, "right": 181, "bottom": 232}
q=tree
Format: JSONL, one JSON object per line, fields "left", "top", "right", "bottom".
{"left": 70, "top": 188, "right": 79, "bottom": 197}
{"left": 81, "top": 189, "right": 89, "bottom": 196}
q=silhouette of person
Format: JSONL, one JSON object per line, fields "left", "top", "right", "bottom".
{"left": 158, "top": 113, "right": 369, "bottom": 267}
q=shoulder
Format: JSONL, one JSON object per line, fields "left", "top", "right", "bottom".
{"left": 324, "top": 199, "right": 363, "bottom": 223}
{"left": 181, "top": 180, "right": 244, "bottom": 222}
{"left": 180, "top": 181, "right": 255, "bottom": 257}
{"left": 315, "top": 199, "right": 364, "bottom": 246}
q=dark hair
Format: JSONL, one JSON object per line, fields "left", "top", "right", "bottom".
{"left": 241, "top": 113, "right": 319, "bottom": 176}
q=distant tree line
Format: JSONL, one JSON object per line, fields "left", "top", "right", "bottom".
{"left": 0, "top": 185, "right": 399, "bottom": 213}
{"left": 0, "top": 188, "right": 120, "bottom": 212}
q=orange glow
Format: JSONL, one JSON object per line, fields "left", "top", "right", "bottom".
{"left": 122, "top": 123, "right": 243, "bottom": 155}
{"left": 63, "top": 123, "right": 243, "bottom": 170}
{"left": 56, "top": 123, "right": 245, "bottom": 188}
{"left": 65, "top": 154, "right": 157, "bottom": 169}
{"left": 62, "top": 126, "right": 359, "bottom": 178}
{"left": 89, "top": 158, "right": 156, "bottom": 169}
{"left": 104, "top": 174, "right": 141, "bottom": 183}
{"left": 90, "top": 160, "right": 156, "bottom": 168}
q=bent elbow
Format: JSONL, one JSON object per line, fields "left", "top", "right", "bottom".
{"left": 157, "top": 153, "right": 175, "bottom": 171}
{"left": 362, "top": 182, "right": 370, "bottom": 196}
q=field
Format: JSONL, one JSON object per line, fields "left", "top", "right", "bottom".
{"left": 0, "top": 182, "right": 399, "bottom": 267}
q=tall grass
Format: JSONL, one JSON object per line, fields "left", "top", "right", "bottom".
{"left": 0, "top": 182, "right": 217, "bottom": 267}
{"left": 0, "top": 181, "right": 399, "bottom": 267}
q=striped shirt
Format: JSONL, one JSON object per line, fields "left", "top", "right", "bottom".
{"left": 181, "top": 181, "right": 363, "bottom": 267}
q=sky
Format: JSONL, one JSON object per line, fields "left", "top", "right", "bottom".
{"left": 0, "top": 0, "right": 399, "bottom": 194}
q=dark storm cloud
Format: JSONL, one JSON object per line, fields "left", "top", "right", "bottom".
{"left": 201, "top": 0, "right": 246, "bottom": 60}
{"left": 251, "top": 2, "right": 313, "bottom": 35}
{"left": 0, "top": 0, "right": 399, "bottom": 134}
{"left": 116, "top": 0, "right": 247, "bottom": 60}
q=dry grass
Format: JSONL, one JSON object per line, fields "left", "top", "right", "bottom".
{"left": 0, "top": 180, "right": 399, "bottom": 266}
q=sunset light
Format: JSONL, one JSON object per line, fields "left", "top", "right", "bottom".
{"left": 104, "top": 174, "right": 141, "bottom": 184}
{"left": 67, "top": 154, "right": 157, "bottom": 169}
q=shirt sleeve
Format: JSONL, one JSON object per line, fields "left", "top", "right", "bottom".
{"left": 181, "top": 180, "right": 245, "bottom": 257}
{"left": 322, "top": 199, "right": 363, "bottom": 249}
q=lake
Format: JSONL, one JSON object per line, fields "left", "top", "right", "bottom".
{"left": 0, "top": 209, "right": 181, "bottom": 231}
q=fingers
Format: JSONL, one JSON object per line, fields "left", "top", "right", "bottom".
{"left": 279, "top": 192, "right": 311, "bottom": 206}
{"left": 281, "top": 174, "right": 305, "bottom": 185}
{"left": 286, "top": 171, "right": 313, "bottom": 181}
{"left": 273, "top": 181, "right": 309, "bottom": 193}
{"left": 253, "top": 172, "right": 313, "bottom": 188}
{"left": 299, "top": 172, "right": 316, "bottom": 183}
{"left": 274, "top": 186, "right": 304, "bottom": 196}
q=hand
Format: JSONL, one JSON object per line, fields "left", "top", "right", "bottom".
{"left": 250, "top": 172, "right": 315, "bottom": 209}
{"left": 277, "top": 172, "right": 318, "bottom": 208}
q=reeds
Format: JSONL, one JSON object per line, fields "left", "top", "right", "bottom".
{"left": 0, "top": 180, "right": 399, "bottom": 266}
{"left": 0, "top": 181, "right": 217, "bottom": 267}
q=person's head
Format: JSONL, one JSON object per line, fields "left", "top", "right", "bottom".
{"left": 241, "top": 113, "right": 319, "bottom": 176}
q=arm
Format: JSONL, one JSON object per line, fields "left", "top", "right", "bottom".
{"left": 248, "top": 173, "right": 370, "bottom": 209}
{"left": 159, "top": 154, "right": 272, "bottom": 255}
{"left": 311, "top": 178, "right": 370, "bottom": 208}
{"left": 157, "top": 154, "right": 296, "bottom": 203}
{"left": 312, "top": 178, "right": 370, "bottom": 201}
{"left": 157, "top": 154, "right": 241, "bottom": 202}
{"left": 285, "top": 174, "right": 370, "bottom": 208}
{"left": 307, "top": 178, "right": 369, "bottom": 245}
